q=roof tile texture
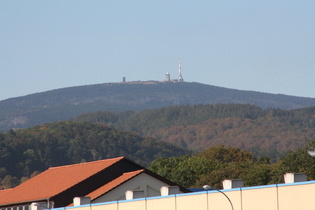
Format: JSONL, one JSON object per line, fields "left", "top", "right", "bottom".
{"left": 0, "top": 157, "right": 124, "bottom": 206}
{"left": 86, "top": 169, "right": 145, "bottom": 201}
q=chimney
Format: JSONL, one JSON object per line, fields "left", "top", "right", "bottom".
{"left": 73, "top": 197, "right": 91, "bottom": 206}
{"left": 160, "top": 186, "right": 180, "bottom": 196}
{"left": 30, "top": 203, "right": 47, "bottom": 210}
{"left": 125, "top": 190, "right": 145, "bottom": 200}
{"left": 223, "top": 179, "right": 244, "bottom": 189}
{"left": 284, "top": 173, "right": 307, "bottom": 183}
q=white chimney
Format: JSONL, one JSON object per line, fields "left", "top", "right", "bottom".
{"left": 284, "top": 173, "right": 307, "bottom": 183}
{"left": 73, "top": 197, "right": 91, "bottom": 206}
{"left": 30, "top": 203, "right": 47, "bottom": 210}
{"left": 223, "top": 179, "right": 244, "bottom": 189}
{"left": 125, "top": 190, "right": 145, "bottom": 200}
{"left": 160, "top": 186, "right": 180, "bottom": 196}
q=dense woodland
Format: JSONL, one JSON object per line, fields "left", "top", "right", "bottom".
{"left": 0, "top": 121, "right": 189, "bottom": 188}
{"left": 2, "top": 81, "right": 315, "bottom": 131}
{"left": 2, "top": 103, "right": 315, "bottom": 190}
{"left": 148, "top": 144, "right": 315, "bottom": 189}
{"left": 75, "top": 104, "right": 315, "bottom": 159}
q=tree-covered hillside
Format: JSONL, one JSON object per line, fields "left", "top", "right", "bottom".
{"left": 0, "top": 121, "right": 190, "bottom": 188}
{"left": 1, "top": 81, "right": 315, "bottom": 131}
{"left": 75, "top": 104, "right": 315, "bottom": 159}
{"left": 148, "top": 144, "right": 315, "bottom": 188}
{"left": 75, "top": 104, "right": 264, "bottom": 135}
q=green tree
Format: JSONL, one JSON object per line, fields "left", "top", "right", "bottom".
{"left": 194, "top": 162, "right": 245, "bottom": 188}
{"left": 198, "top": 145, "right": 253, "bottom": 163}
{"left": 1, "top": 175, "right": 19, "bottom": 188}
{"left": 274, "top": 142, "right": 315, "bottom": 181}
{"left": 242, "top": 163, "right": 273, "bottom": 186}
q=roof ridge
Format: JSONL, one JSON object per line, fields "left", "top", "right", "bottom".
{"left": 0, "top": 157, "right": 130, "bottom": 206}
{"left": 48, "top": 156, "right": 125, "bottom": 170}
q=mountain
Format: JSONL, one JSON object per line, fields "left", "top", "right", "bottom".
{"left": 0, "top": 121, "right": 190, "bottom": 187}
{"left": 74, "top": 104, "right": 315, "bottom": 160}
{"left": 1, "top": 81, "right": 315, "bottom": 131}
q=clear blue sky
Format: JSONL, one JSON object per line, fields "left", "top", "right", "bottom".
{"left": 1, "top": 0, "right": 314, "bottom": 101}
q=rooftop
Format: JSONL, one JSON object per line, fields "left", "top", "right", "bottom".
{"left": 0, "top": 157, "right": 125, "bottom": 206}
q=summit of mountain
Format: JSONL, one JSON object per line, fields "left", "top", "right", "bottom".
{"left": 1, "top": 81, "right": 315, "bottom": 131}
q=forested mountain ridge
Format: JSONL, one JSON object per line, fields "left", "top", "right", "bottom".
{"left": 1, "top": 81, "right": 315, "bottom": 131}
{"left": 2, "top": 105, "right": 315, "bottom": 189}
{"left": 0, "top": 121, "right": 190, "bottom": 188}
{"left": 75, "top": 104, "right": 315, "bottom": 159}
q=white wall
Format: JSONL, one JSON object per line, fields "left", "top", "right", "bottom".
{"left": 67, "top": 181, "right": 315, "bottom": 210}
{"left": 92, "top": 173, "right": 183, "bottom": 203}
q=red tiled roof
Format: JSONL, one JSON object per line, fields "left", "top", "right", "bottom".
{"left": 0, "top": 189, "right": 13, "bottom": 197}
{"left": 0, "top": 157, "right": 125, "bottom": 206}
{"left": 85, "top": 169, "right": 145, "bottom": 201}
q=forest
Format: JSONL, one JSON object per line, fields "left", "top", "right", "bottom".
{"left": 0, "top": 121, "right": 189, "bottom": 188}
{"left": 75, "top": 104, "right": 315, "bottom": 159}
{"left": 148, "top": 144, "right": 315, "bottom": 189}
{"left": 2, "top": 103, "right": 315, "bottom": 190}
{"left": 2, "top": 81, "right": 315, "bottom": 131}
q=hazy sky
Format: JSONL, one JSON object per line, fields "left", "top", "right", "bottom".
{"left": 1, "top": 0, "right": 314, "bottom": 101}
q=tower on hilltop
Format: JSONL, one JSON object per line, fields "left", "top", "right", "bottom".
{"left": 165, "top": 72, "right": 171, "bottom": 81}
{"left": 178, "top": 59, "right": 184, "bottom": 82}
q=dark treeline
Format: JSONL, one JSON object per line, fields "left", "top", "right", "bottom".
{"left": 75, "top": 104, "right": 315, "bottom": 159}
{"left": 75, "top": 104, "right": 315, "bottom": 135}
{"left": 1, "top": 119, "right": 315, "bottom": 190}
{"left": 2, "top": 81, "right": 315, "bottom": 131}
{"left": 75, "top": 104, "right": 266, "bottom": 135}
{"left": 0, "top": 121, "right": 190, "bottom": 188}
{"left": 3, "top": 104, "right": 315, "bottom": 189}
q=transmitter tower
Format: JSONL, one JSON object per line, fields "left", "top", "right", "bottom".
{"left": 178, "top": 59, "right": 184, "bottom": 82}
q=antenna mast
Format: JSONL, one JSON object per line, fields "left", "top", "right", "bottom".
{"left": 178, "top": 59, "right": 184, "bottom": 82}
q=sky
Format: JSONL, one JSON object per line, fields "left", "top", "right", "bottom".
{"left": 1, "top": 0, "right": 314, "bottom": 101}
